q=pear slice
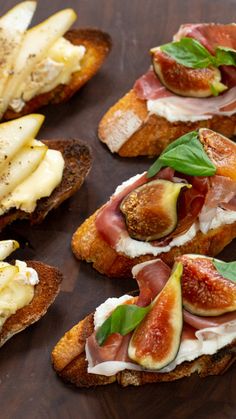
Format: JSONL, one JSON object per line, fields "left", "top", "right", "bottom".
{"left": 0, "top": 1, "right": 36, "bottom": 99}
{"left": 0, "top": 265, "right": 19, "bottom": 292}
{"left": 0, "top": 114, "right": 44, "bottom": 170}
{"left": 0, "top": 240, "right": 19, "bottom": 261}
{"left": 0, "top": 140, "right": 47, "bottom": 202}
{"left": 1, "top": 8, "right": 77, "bottom": 116}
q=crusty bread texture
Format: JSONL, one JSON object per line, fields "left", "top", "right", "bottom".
{"left": 4, "top": 29, "right": 112, "bottom": 121}
{"left": 0, "top": 138, "right": 92, "bottom": 231}
{"left": 0, "top": 260, "right": 62, "bottom": 347}
{"left": 52, "top": 313, "right": 236, "bottom": 387}
{"left": 98, "top": 89, "right": 236, "bottom": 157}
{"left": 71, "top": 209, "right": 236, "bottom": 278}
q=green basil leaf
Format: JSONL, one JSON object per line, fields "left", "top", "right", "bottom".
{"left": 96, "top": 304, "right": 151, "bottom": 346}
{"left": 147, "top": 131, "right": 216, "bottom": 178}
{"left": 213, "top": 260, "right": 236, "bottom": 282}
{"left": 160, "top": 37, "right": 214, "bottom": 68}
{"left": 215, "top": 47, "right": 236, "bottom": 67}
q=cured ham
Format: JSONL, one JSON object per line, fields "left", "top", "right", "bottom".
{"left": 134, "top": 69, "right": 236, "bottom": 116}
{"left": 86, "top": 257, "right": 236, "bottom": 369}
{"left": 174, "top": 23, "right": 236, "bottom": 54}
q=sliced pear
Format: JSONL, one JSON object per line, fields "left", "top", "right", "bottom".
{"left": 1, "top": 8, "right": 77, "bottom": 116}
{"left": 0, "top": 265, "right": 19, "bottom": 292}
{"left": 0, "top": 114, "right": 44, "bottom": 170}
{"left": 0, "top": 1, "right": 36, "bottom": 100}
{"left": 0, "top": 240, "right": 19, "bottom": 261}
{"left": 120, "top": 180, "right": 190, "bottom": 241}
{"left": 0, "top": 140, "right": 47, "bottom": 202}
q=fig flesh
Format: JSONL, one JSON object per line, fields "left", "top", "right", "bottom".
{"left": 178, "top": 255, "right": 236, "bottom": 316}
{"left": 151, "top": 48, "right": 226, "bottom": 98}
{"left": 120, "top": 179, "right": 188, "bottom": 241}
{"left": 199, "top": 128, "right": 236, "bottom": 181}
{"left": 128, "top": 262, "right": 183, "bottom": 370}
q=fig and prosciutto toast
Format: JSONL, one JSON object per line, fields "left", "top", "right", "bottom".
{"left": 52, "top": 256, "right": 236, "bottom": 387}
{"left": 0, "top": 2, "right": 111, "bottom": 121}
{"left": 98, "top": 23, "right": 236, "bottom": 157}
{"left": 72, "top": 129, "right": 236, "bottom": 277}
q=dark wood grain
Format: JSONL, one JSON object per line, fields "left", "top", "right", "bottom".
{"left": 0, "top": 0, "right": 235, "bottom": 418}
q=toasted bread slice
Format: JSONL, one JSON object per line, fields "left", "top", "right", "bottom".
{"left": 71, "top": 209, "right": 236, "bottom": 278}
{"left": 98, "top": 89, "right": 236, "bottom": 157}
{"left": 3, "top": 29, "right": 112, "bottom": 120}
{"left": 52, "top": 313, "right": 236, "bottom": 387}
{"left": 0, "top": 260, "right": 62, "bottom": 347}
{"left": 0, "top": 138, "right": 92, "bottom": 230}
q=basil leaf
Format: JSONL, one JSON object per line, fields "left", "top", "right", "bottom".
{"left": 215, "top": 47, "right": 236, "bottom": 67}
{"left": 147, "top": 131, "right": 216, "bottom": 178}
{"left": 160, "top": 37, "right": 214, "bottom": 68}
{"left": 213, "top": 260, "right": 236, "bottom": 282}
{"left": 159, "top": 38, "right": 236, "bottom": 69}
{"left": 96, "top": 304, "right": 151, "bottom": 346}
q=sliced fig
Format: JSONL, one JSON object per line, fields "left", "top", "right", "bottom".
{"left": 199, "top": 128, "right": 236, "bottom": 181}
{"left": 178, "top": 254, "right": 236, "bottom": 316}
{"left": 120, "top": 179, "right": 188, "bottom": 241}
{"left": 151, "top": 48, "right": 227, "bottom": 97}
{"left": 128, "top": 262, "right": 183, "bottom": 370}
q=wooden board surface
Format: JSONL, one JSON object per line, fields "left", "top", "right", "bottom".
{"left": 0, "top": 0, "right": 235, "bottom": 418}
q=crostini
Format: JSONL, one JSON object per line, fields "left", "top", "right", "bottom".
{"left": 0, "top": 1, "right": 111, "bottom": 121}
{"left": 52, "top": 254, "right": 236, "bottom": 387}
{"left": 0, "top": 239, "right": 62, "bottom": 347}
{"left": 0, "top": 113, "right": 92, "bottom": 230}
{"left": 72, "top": 129, "right": 236, "bottom": 277}
{"left": 98, "top": 23, "right": 235, "bottom": 157}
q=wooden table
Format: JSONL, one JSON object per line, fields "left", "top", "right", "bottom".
{"left": 0, "top": 0, "right": 235, "bottom": 418}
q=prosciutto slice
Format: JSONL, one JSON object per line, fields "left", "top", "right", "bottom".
{"left": 174, "top": 23, "right": 236, "bottom": 54}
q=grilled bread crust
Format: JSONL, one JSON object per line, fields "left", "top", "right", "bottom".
{"left": 98, "top": 89, "right": 236, "bottom": 157}
{"left": 0, "top": 138, "right": 92, "bottom": 231}
{"left": 0, "top": 260, "right": 63, "bottom": 347}
{"left": 52, "top": 313, "right": 236, "bottom": 387}
{"left": 71, "top": 209, "right": 236, "bottom": 278}
{"left": 3, "top": 28, "right": 112, "bottom": 120}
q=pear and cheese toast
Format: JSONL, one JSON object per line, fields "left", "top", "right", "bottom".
{"left": 0, "top": 2, "right": 111, "bottom": 121}
{"left": 0, "top": 260, "right": 62, "bottom": 347}
{"left": 72, "top": 129, "right": 236, "bottom": 277}
{"left": 52, "top": 257, "right": 236, "bottom": 387}
{"left": 0, "top": 114, "right": 92, "bottom": 231}
{"left": 98, "top": 24, "right": 236, "bottom": 157}
{"left": 4, "top": 28, "right": 111, "bottom": 121}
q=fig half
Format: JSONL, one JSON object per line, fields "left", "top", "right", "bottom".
{"left": 151, "top": 48, "right": 227, "bottom": 97}
{"left": 178, "top": 255, "right": 236, "bottom": 316}
{"left": 120, "top": 179, "right": 188, "bottom": 241}
{"left": 128, "top": 262, "right": 183, "bottom": 370}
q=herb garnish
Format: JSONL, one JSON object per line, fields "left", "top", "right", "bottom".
{"left": 147, "top": 131, "right": 216, "bottom": 178}
{"left": 213, "top": 260, "right": 236, "bottom": 282}
{"left": 96, "top": 303, "right": 151, "bottom": 346}
{"left": 158, "top": 38, "right": 236, "bottom": 69}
